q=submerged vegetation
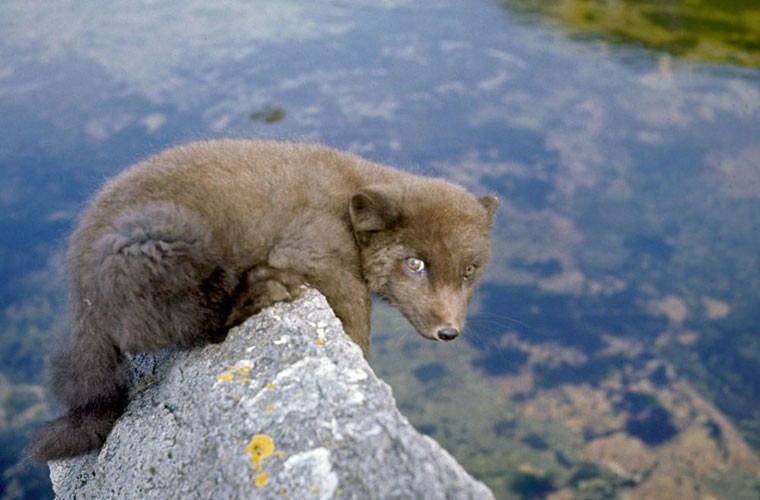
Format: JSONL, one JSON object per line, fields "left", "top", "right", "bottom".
{"left": 503, "top": 0, "right": 760, "bottom": 68}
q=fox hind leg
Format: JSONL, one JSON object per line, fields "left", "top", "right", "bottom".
{"left": 91, "top": 204, "right": 234, "bottom": 351}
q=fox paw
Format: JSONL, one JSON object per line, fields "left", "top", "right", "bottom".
{"left": 225, "top": 264, "right": 307, "bottom": 327}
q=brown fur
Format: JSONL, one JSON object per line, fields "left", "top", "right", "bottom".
{"left": 27, "top": 140, "right": 498, "bottom": 462}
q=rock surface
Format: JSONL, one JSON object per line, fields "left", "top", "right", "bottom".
{"left": 49, "top": 289, "right": 493, "bottom": 499}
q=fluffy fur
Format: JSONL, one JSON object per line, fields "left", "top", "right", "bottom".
{"left": 28, "top": 140, "right": 498, "bottom": 462}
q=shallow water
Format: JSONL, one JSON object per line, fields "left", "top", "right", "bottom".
{"left": 1, "top": 0, "right": 759, "bottom": 498}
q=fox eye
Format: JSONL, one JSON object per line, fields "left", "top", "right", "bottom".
{"left": 463, "top": 264, "right": 477, "bottom": 280}
{"left": 405, "top": 257, "right": 425, "bottom": 273}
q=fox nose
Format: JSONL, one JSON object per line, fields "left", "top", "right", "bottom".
{"left": 436, "top": 327, "right": 459, "bottom": 341}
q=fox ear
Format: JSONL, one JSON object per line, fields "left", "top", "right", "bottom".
{"left": 350, "top": 186, "right": 400, "bottom": 237}
{"left": 478, "top": 195, "right": 499, "bottom": 220}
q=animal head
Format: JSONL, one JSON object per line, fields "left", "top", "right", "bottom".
{"left": 350, "top": 182, "right": 498, "bottom": 342}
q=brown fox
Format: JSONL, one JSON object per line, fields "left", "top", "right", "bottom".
{"left": 28, "top": 140, "right": 498, "bottom": 462}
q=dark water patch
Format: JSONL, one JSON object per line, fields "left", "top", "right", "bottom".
{"left": 705, "top": 420, "right": 722, "bottom": 441}
{"left": 416, "top": 423, "right": 438, "bottom": 436}
{"left": 476, "top": 284, "right": 606, "bottom": 353}
{"left": 575, "top": 288, "right": 669, "bottom": 342}
{"left": 494, "top": 419, "right": 517, "bottom": 437}
{"left": 619, "top": 393, "right": 678, "bottom": 445}
{"left": 400, "top": 337, "right": 422, "bottom": 358}
{"left": 714, "top": 390, "right": 759, "bottom": 428}
{"left": 696, "top": 317, "right": 760, "bottom": 451}
{"left": 648, "top": 365, "right": 670, "bottom": 388}
{"left": 511, "top": 393, "right": 529, "bottom": 404}
{"left": 625, "top": 406, "right": 678, "bottom": 445}
{"left": 554, "top": 450, "right": 572, "bottom": 468}
{"left": 479, "top": 284, "right": 669, "bottom": 353}
{"left": 397, "top": 399, "right": 418, "bottom": 416}
{"left": 703, "top": 419, "right": 730, "bottom": 457}
{"left": 534, "top": 355, "right": 627, "bottom": 389}
{"left": 412, "top": 362, "right": 449, "bottom": 383}
{"left": 472, "top": 346, "right": 529, "bottom": 376}
{"left": 521, "top": 433, "right": 550, "bottom": 450}
{"left": 510, "top": 472, "right": 557, "bottom": 499}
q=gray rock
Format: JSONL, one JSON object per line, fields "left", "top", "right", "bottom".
{"left": 49, "top": 289, "right": 494, "bottom": 499}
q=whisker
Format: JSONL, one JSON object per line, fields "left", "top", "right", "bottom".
{"left": 469, "top": 310, "right": 533, "bottom": 330}
{"left": 463, "top": 312, "right": 533, "bottom": 376}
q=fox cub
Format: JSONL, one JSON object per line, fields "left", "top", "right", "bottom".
{"left": 28, "top": 140, "right": 498, "bottom": 462}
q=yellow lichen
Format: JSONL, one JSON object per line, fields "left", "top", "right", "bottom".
{"left": 266, "top": 383, "right": 276, "bottom": 390}
{"left": 265, "top": 404, "right": 275, "bottom": 412}
{"left": 245, "top": 434, "right": 275, "bottom": 472}
{"left": 254, "top": 472, "right": 269, "bottom": 488}
{"left": 315, "top": 339, "right": 327, "bottom": 346}
{"left": 219, "top": 363, "right": 254, "bottom": 383}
